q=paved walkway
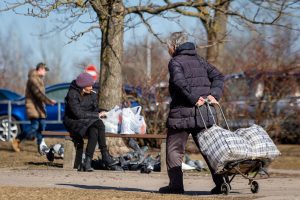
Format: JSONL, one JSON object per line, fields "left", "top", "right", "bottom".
{"left": 269, "top": 168, "right": 300, "bottom": 175}
{"left": 0, "top": 168, "right": 300, "bottom": 199}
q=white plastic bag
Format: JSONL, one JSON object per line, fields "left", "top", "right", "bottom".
{"left": 102, "top": 105, "right": 122, "bottom": 134}
{"left": 121, "top": 107, "right": 138, "bottom": 134}
{"left": 133, "top": 115, "right": 146, "bottom": 134}
{"left": 121, "top": 106, "right": 147, "bottom": 134}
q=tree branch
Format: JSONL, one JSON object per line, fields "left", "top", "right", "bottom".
{"left": 66, "top": 25, "right": 99, "bottom": 44}
{"left": 136, "top": 12, "right": 164, "bottom": 44}
{"left": 125, "top": 1, "right": 208, "bottom": 15}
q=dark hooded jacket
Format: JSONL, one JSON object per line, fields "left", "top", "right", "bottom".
{"left": 63, "top": 80, "right": 105, "bottom": 138}
{"left": 167, "top": 42, "right": 225, "bottom": 130}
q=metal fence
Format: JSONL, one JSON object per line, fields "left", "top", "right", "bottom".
{"left": 1, "top": 100, "right": 64, "bottom": 142}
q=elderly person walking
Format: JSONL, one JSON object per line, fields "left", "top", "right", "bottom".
{"left": 159, "top": 32, "right": 225, "bottom": 194}
{"left": 63, "top": 73, "right": 118, "bottom": 171}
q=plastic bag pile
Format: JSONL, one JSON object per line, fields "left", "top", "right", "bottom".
{"left": 102, "top": 105, "right": 147, "bottom": 134}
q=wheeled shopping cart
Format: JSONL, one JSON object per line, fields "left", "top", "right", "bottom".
{"left": 217, "top": 158, "right": 269, "bottom": 195}
{"left": 197, "top": 100, "right": 277, "bottom": 195}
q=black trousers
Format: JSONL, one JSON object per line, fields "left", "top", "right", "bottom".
{"left": 73, "top": 120, "right": 107, "bottom": 168}
{"left": 166, "top": 128, "right": 224, "bottom": 190}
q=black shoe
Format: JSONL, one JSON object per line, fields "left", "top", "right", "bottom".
{"left": 101, "top": 150, "right": 119, "bottom": 167}
{"left": 158, "top": 186, "right": 184, "bottom": 194}
{"left": 82, "top": 156, "right": 94, "bottom": 172}
{"left": 210, "top": 186, "right": 222, "bottom": 195}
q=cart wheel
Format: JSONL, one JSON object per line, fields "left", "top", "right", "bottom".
{"left": 250, "top": 181, "right": 259, "bottom": 193}
{"left": 221, "top": 183, "right": 230, "bottom": 195}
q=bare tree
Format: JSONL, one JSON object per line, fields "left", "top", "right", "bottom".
{"left": 122, "top": 36, "right": 170, "bottom": 135}
{"left": 0, "top": 27, "right": 32, "bottom": 94}
{"left": 38, "top": 34, "right": 66, "bottom": 84}
{"left": 221, "top": 26, "right": 300, "bottom": 143}
{"left": 1, "top": 0, "right": 198, "bottom": 109}
{"left": 167, "top": 0, "right": 300, "bottom": 68}
{"left": 1, "top": 0, "right": 299, "bottom": 110}
{"left": 122, "top": 36, "right": 169, "bottom": 85}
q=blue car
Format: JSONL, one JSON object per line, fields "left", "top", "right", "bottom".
{"left": 0, "top": 88, "right": 23, "bottom": 141}
{"left": 0, "top": 88, "right": 22, "bottom": 101}
{"left": 0, "top": 83, "right": 69, "bottom": 141}
{"left": 0, "top": 83, "right": 140, "bottom": 141}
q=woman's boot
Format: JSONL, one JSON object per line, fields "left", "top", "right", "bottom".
{"left": 83, "top": 156, "right": 94, "bottom": 172}
{"left": 159, "top": 166, "right": 184, "bottom": 194}
{"left": 101, "top": 149, "right": 118, "bottom": 167}
{"left": 73, "top": 140, "right": 84, "bottom": 169}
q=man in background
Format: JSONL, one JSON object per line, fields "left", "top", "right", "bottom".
{"left": 12, "top": 63, "right": 56, "bottom": 155}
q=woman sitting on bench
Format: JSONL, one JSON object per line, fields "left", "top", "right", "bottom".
{"left": 63, "top": 72, "right": 118, "bottom": 171}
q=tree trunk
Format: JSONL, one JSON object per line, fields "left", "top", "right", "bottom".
{"left": 90, "top": 1, "right": 128, "bottom": 153}
{"left": 206, "top": 0, "right": 230, "bottom": 69}
{"left": 93, "top": 1, "right": 125, "bottom": 110}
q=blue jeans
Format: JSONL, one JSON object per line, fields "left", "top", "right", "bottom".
{"left": 17, "top": 119, "right": 46, "bottom": 145}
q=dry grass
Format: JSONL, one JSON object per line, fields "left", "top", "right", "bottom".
{"left": 0, "top": 138, "right": 64, "bottom": 169}
{"left": 269, "top": 145, "right": 300, "bottom": 170}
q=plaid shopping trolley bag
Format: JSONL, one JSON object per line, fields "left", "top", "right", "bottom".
{"left": 235, "top": 124, "right": 281, "bottom": 160}
{"left": 196, "top": 102, "right": 253, "bottom": 172}
{"left": 196, "top": 101, "right": 281, "bottom": 195}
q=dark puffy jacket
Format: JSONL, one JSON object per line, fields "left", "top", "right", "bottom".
{"left": 167, "top": 42, "right": 224, "bottom": 130}
{"left": 63, "top": 81, "right": 105, "bottom": 137}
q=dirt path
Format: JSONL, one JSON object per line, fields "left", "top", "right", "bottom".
{"left": 1, "top": 141, "right": 300, "bottom": 200}
{"left": 0, "top": 168, "right": 299, "bottom": 200}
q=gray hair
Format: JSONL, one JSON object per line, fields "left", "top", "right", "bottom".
{"left": 167, "top": 32, "right": 188, "bottom": 49}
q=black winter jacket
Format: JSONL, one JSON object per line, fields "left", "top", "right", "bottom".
{"left": 167, "top": 42, "right": 224, "bottom": 130}
{"left": 63, "top": 81, "right": 105, "bottom": 138}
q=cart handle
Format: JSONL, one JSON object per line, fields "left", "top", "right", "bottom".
{"left": 197, "top": 99, "right": 231, "bottom": 131}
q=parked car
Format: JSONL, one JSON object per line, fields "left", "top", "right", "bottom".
{"left": 0, "top": 83, "right": 141, "bottom": 141}
{"left": 0, "top": 83, "right": 69, "bottom": 141}
{"left": 0, "top": 88, "right": 22, "bottom": 101}
{"left": 0, "top": 88, "right": 23, "bottom": 141}
{"left": 222, "top": 70, "right": 300, "bottom": 143}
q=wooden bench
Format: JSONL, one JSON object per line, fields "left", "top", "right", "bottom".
{"left": 42, "top": 131, "right": 167, "bottom": 172}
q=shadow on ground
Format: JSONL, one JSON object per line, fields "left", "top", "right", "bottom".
{"left": 27, "top": 162, "right": 63, "bottom": 168}
{"left": 57, "top": 183, "right": 224, "bottom": 195}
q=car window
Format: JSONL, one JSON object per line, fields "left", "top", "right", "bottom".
{"left": 0, "top": 90, "right": 22, "bottom": 100}
{"left": 46, "top": 88, "right": 69, "bottom": 102}
{"left": 7, "top": 92, "right": 21, "bottom": 100}
{"left": 0, "top": 93, "right": 7, "bottom": 101}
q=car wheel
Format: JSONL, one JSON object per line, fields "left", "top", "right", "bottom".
{"left": 0, "top": 115, "right": 20, "bottom": 141}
